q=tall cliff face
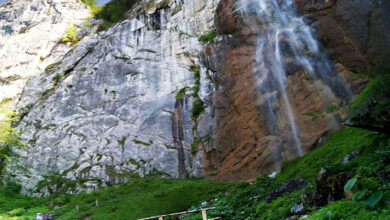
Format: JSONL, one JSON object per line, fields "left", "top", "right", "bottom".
{"left": 0, "top": 0, "right": 90, "bottom": 104}
{"left": 8, "top": 0, "right": 218, "bottom": 196}
{"left": 2, "top": 0, "right": 388, "bottom": 196}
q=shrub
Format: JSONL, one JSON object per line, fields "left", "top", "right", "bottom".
{"left": 80, "top": 0, "right": 100, "bottom": 15}
{"left": 52, "top": 73, "right": 63, "bottom": 83}
{"left": 0, "top": 102, "right": 22, "bottom": 175}
{"left": 347, "top": 57, "right": 390, "bottom": 132}
{"left": 95, "top": 0, "right": 140, "bottom": 26}
{"left": 198, "top": 30, "right": 217, "bottom": 44}
{"left": 61, "top": 22, "right": 80, "bottom": 44}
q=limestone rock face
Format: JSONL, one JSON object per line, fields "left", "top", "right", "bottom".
{"left": 0, "top": 0, "right": 90, "bottom": 104}
{"left": 7, "top": 0, "right": 218, "bottom": 196}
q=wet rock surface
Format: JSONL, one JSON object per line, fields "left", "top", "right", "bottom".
{"left": 294, "top": 0, "right": 390, "bottom": 73}
{"left": 203, "top": 0, "right": 349, "bottom": 181}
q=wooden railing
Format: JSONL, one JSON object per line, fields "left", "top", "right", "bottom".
{"left": 138, "top": 207, "right": 221, "bottom": 220}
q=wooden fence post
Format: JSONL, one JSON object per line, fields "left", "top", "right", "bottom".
{"left": 201, "top": 209, "right": 207, "bottom": 220}
{"left": 76, "top": 205, "right": 79, "bottom": 213}
{"left": 96, "top": 199, "right": 99, "bottom": 207}
{"left": 158, "top": 217, "right": 163, "bottom": 220}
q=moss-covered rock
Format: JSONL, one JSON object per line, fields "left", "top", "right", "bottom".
{"left": 347, "top": 60, "right": 390, "bottom": 133}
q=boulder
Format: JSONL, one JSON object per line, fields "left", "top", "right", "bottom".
{"left": 265, "top": 178, "right": 309, "bottom": 203}
{"left": 35, "top": 213, "right": 54, "bottom": 220}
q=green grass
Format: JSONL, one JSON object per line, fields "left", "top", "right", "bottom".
{"left": 277, "top": 128, "right": 382, "bottom": 181}
{"left": 184, "top": 127, "right": 389, "bottom": 219}
{"left": 0, "top": 179, "right": 234, "bottom": 220}
{"left": 0, "top": 190, "right": 50, "bottom": 219}
{"left": 307, "top": 200, "right": 390, "bottom": 220}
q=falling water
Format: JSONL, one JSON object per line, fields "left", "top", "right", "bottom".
{"left": 235, "top": 0, "right": 351, "bottom": 158}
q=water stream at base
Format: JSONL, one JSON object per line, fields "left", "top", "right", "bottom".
{"left": 235, "top": 0, "right": 351, "bottom": 158}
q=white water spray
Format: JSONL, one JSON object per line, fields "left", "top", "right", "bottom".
{"left": 235, "top": 0, "right": 350, "bottom": 157}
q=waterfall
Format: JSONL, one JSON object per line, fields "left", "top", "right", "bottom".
{"left": 235, "top": 0, "right": 351, "bottom": 158}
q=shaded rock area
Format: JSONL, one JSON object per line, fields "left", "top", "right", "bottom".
{"left": 294, "top": 0, "right": 390, "bottom": 93}
{"left": 313, "top": 167, "right": 351, "bottom": 206}
{"left": 265, "top": 178, "right": 309, "bottom": 203}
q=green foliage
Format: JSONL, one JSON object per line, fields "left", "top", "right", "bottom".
{"left": 365, "top": 191, "right": 383, "bottom": 208}
{"left": 133, "top": 139, "right": 153, "bottom": 146}
{"left": 350, "top": 72, "right": 368, "bottom": 81}
{"left": 191, "top": 134, "right": 212, "bottom": 155}
{"left": 305, "top": 104, "right": 338, "bottom": 121}
{"left": 191, "top": 98, "right": 206, "bottom": 120}
{"left": 344, "top": 177, "right": 357, "bottom": 191}
{"left": 348, "top": 74, "right": 390, "bottom": 131}
{"left": 0, "top": 101, "right": 22, "bottom": 174}
{"left": 61, "top": 22, "right": 80, "bottom": 44}
{"left": 325, "top": 104, "right": 337, "bottom": 114}
{"left": 176, "top": 87, "right": 188, "bottom": 99}
{"left": 198, "top": 30, "right": 217, "bottom": 44}
{"left": 192, "top": 177, "right": 281, "bottom": 220}
{"left": 52, "top": 73, "right": 63, "bottom": 83}
{"left": 305, "top": 112, "right": 323, "bottom": 121}
{"left": 307, "top": 200, "right": 390, "bottom": 220}
{"left": 117, "top": 136, "right": 126, "bottom": 147}
{"left": 95, "top": 0, "right": 140, "bottom": 27}
{"left": 45, "top": 61, "right": 62, "bottom": 73}
{"left": 190, "top": 65, "right": 206, "bottom": 120}
{"left": 0, "top": 179, "right": 234, "bottom": 220}
{"left": 80, "top": 0, "right": 100, "bottom": 16}
{"left": 191, "top": 137, "right": 201, "bottom": 155}
{"left": 348, "top": 58, "right": 390, "bottom": 131}
{"left": 278, "top": 128, "right": 380, "bottom": 181}
{"left": 256, "top": 191, "right": 303, "bottom": 220}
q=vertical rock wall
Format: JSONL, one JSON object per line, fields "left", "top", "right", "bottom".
{"left": 7, "top": 0, "right": 219, "bottom": 196}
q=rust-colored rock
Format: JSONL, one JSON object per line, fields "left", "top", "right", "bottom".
{"left": 202, "top": 0, "right": 358, "bottom": 182}
{"left": 215, "top": 0, "right": 237, "bottom": 34}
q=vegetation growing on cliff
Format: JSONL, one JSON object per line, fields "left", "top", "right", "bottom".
{"left": 198, "top": 29, "right": 217, "bottom": 44}
{"left": 95, "top": 0, "right": 140, "bottom": 29}
{"left": 348, "top": 60, "right": 390, "bottom": 132}
{"left": 61, "top": 22, "right": 80, "bottom": 44}
{"left": 0, "top": 99, "right": 22, "bottom": 175}
{"left": 80, "top": 0, "right": 100, "bottom": 16}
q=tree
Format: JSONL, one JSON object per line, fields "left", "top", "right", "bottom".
{"left": 0, "top": 102, "right": 22, "bottom": 175}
